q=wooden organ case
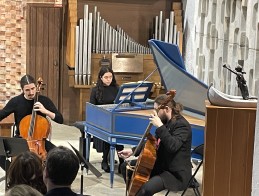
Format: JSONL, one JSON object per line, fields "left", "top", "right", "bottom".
{"left": 65, "top": 0, "right": 183, "bottom": 123}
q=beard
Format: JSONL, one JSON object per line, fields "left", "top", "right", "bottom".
{"left": 25, "top": 94, "right": 35, "bottom": 100}
{"left": 160, "top": 114, "right": 168, "bottom": 124}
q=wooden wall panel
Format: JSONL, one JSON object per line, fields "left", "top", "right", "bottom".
{"left": 66, "top": 0, "right": 77, "bottom": 68}
{"left": 203, "top": 103, "right": 256, "bottom": 196}
{"left": 213, "top": 108, "right": 232, "bottom": 196}
{"left": 203, "top": 107, "right": 217, "bottom": 196}
{"left": 27, "top": 4, "right": 62, "bottom": 108}
{"left": 245, "top": 112, "right": 256, "bottom": 196}
{"left": 74, "top": 87, "right": 91, "bottom": 122}
{"left": 143, "top": 54, "right": 161, "bottom": 84}
{"left": 0, "top": 114, "right": 14, "bottom": 137}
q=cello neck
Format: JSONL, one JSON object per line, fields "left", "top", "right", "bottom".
{"left": 132, "top": 122, "right": 153, "bottom": 157}
{"left": 28, "top": 91, "right": 39, "bottom": 137}
{"left": 28, "top": 78, "right": 42, "bottom": 138}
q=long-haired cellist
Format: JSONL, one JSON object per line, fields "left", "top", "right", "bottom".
{"left": 0, "top": 74, "right": 63, "bottom": 170}
{"left": 118, "top": 91, "right": 192, "bottom": 196}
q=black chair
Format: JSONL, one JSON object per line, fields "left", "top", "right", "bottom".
{"left": 73, "top": 121, "right": 88, "bottom": 160}
{"left": 181, "top": 144, "right": 204, "bottom": 196}
{"left": 165, "top": 144, "right": 204, "bottom": 196}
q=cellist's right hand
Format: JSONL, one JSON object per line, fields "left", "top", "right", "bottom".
{"left": 118, "top": 149, "right": 133, "bottom": 159}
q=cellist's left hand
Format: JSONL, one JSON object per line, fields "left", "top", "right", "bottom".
{"left": 34, "top": 102, "right": 56, "bottom": 120}
{"left": 149, "top": 111, "right": 163, "bottom": 128}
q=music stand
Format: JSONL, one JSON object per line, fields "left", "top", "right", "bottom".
{"left": 0, "top": 137, "right": 29, "bottom": 190}
{"left": 113, "top": 82, "right": 153, "bottom": 105}
{"left": 68, "top": 142, "right": 102, "bottom": 195}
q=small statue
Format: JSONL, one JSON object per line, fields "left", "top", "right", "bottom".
{"left": 223, "top": 64, "right": 249, "bottom": 100}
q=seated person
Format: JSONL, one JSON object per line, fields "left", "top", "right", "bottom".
{"left": 7, "top": 151, "right": 47, "bottom": 194}
{"left": 5, "top": 184, "right": 43, "bottom": 196}
{"left": 118, "top": 92, "right": 192, "bottom": 196}
{"left": 0, "top": 74, "right": 63, "bottom": 170}
{"left": 43, "top": 146, "right": 80, "bottom": 196}
{"left": 89, "top": 66, "right": 124, "bottom": 173}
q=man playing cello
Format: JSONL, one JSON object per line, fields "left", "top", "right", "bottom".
{"left": 118, "top": 91, "right": 192, "bottom": 196}
{"left": 0, "top": 74, "right": 63, "bottom": 170}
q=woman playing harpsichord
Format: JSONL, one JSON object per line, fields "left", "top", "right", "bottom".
{"left": 90, "top": 65, "right": 124, "bottom": 173}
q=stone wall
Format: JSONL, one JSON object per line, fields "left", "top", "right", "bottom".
{"left": 0, "top": 0, "right": 25, "bottom": 108}
{"left": 184, "top": 0, "right": 259, "bottom": 97}
{"left": 0, "top": 0, "right": 61, "bottom": 108}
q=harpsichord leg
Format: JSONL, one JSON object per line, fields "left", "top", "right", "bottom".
{"left": 109, "top": 145, "right": 116, "bottom": 188}
{"left": 85, "top": 128, "right": 91, "bottom": 173}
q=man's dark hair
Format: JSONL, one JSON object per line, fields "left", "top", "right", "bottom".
{"left": 96, "top": 65, "right": 118, "bottom": 103}
{"left": 155, "top": 94, "right": 183, "bottom": 119}
{"left": 20, "top": 75, "right": 36, "bottom": 89}
{"left": 45, "top": 146, "right": 79, "bottom": 186}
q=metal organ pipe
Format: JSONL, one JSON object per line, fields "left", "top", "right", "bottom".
{"left": 74, "top": 26, "right": 79, "bottom": 85}
{"left": 78, "top": 19, "right": 83, "bottom": 85}
{"left": 82, "top": 4, "right": 88, "bottom": 85}
{"left": 87, "top": 13, "right": 92, "bottom": 85}
{"left": 74, "top": 5, "right": 182, "bottom": 85}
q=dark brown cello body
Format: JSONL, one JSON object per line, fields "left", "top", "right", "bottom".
{"left": 19, "top": 78, "right": 51, "bottom": 160}
{"left": 127, "top": 133, "right": 157, "bottom": 196}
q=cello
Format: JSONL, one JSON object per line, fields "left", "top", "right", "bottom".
{"left": 127, "top": 124, "right": 156, "bottom": 196}
{"left": 19, "top": 77, "right": 51, "bottom": 160}
{"left": 127, "top": 90, "right": 176, "bottom": 196}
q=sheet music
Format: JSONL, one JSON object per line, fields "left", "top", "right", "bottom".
{"left": 122, "top": 86, "right": 150, "bottom": 93}
{"left": 112, "top": 68, "right": 157, "bottom": 111}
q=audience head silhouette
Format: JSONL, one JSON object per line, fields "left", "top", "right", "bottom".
{"left": 43, "top": 146, "right": 79, "bottom": 190}
{"left": 7, "top": 151, "right": 46, "bottom": 194}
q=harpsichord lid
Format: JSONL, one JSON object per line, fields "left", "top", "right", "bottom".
{"left": 149, "top": 39, "right": 208, "bottom": 116}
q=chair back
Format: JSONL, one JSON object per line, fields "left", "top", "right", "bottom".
{"left": 191, "top": 144, "right": 204, "bottom": 161}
